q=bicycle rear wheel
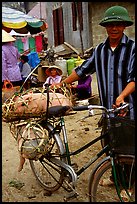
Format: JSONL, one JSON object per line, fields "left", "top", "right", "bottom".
{"left": 29, "top": 122, "right": 66, "bottom": 193}
{"left": 88, "top": 156, "right": 135, "bottom": 202}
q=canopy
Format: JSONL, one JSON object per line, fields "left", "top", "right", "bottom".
{"left": 28, "top": 2, "right": 47, "bottom": 20}
{"left": 2, "top": 6, "right": 47, "bottom": 34}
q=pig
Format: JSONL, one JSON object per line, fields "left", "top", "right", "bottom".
{"left": 3, "top": 91, "right": 72, "bottom": 171}
{"left": 13, "top": 92, "right": 72, "bottom": 116}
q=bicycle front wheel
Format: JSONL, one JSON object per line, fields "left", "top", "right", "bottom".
{"left": 29, "top": 122, "right": 66, "bottom": 193}
{"left": 88, "top": 156, "right": 135, "bottom": 202}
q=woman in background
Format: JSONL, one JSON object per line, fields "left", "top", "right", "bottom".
{"left": 43, "top": 65, "right": 62, "bottom": 88}
{"left": 2, "top": 30, "right": 22, "bottom": 87}
{"left": 71, "top": 75, "right": 92, "bottom": 100}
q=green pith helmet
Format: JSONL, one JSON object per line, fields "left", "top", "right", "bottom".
{"left": 99, "top": 5, "right": 133, "bottom": 27}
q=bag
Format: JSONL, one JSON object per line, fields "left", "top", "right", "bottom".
{"left": 108, "top": 117, "right": 135, "bottom": 155}
{"left": 2, "top": 80, "right": 20, "bottom": 103}
{"left": 3, "top": 80, "right": 13, "bottom": 89}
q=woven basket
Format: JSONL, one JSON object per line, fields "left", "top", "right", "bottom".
{"left": 2, "top": 86, "right": 73, "bottom": 122}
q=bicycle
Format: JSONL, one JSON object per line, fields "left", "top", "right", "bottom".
{"left": 29, "top": 102, "right": 135, "bottom": 202}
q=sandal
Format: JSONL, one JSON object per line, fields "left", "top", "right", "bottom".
{"left": 120, "top": 189, "right": 132, "bottom": 202}
{"left": 99, "top": 177, "right": 114, "bottom": 186}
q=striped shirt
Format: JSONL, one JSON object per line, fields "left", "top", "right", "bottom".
{"left": 75, "top": 34, "right": 135, "bottom": 119}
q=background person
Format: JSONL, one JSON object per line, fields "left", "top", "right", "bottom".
{"left": 71, "top": 75, "right": 92, "bottom": 100}
{"left": 19, "top": 55, "right": 32, "bottom": 81}
{"left": 19, "top": 55, "right": 32, "bottom": 89}
{"left": 2, "top": 30, "right": 22, "bottom": 87}
{"left": 43, "top": 65, "right": 62, "bottom": 88}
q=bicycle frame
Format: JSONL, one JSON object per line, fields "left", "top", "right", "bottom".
{"left": 50, "top": 115, "right": 109, "bottom": 177}
{"left": 48, "top": 102, "right": 130, "bottom": 178}
{"left": 35, "top": 102, "right": 134, "bottom": 201}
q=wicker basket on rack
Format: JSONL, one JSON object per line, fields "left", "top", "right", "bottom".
{"left": 2, "top": 85, "right": 73, "bottom": 122}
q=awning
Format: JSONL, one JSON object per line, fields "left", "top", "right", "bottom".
{"left": 2, "top": 6, "right": 47, "bottom": 34}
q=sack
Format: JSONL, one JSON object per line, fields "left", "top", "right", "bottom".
{"left": 3, "top": 80, "right": 13, "bottom": 89}
{"left": 10, "top": 121, "right": 52, "bottom": 160}
{"left": 2, "top": 86, "right": 73, "bottom": 122}
{"left": 2, "top": 80, "right": 20, "bottom": 103}
{"left": 108, "top": 117, "right": 135, "bottom": 155}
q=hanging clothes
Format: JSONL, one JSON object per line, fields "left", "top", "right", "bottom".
{"left": 29, "top": 37, "right": 36, "bottom": 52}
{"left": 22, "top": 37, "right": 29, "bottom": 51}
{"left": 35, "top": 35, "right": 43, "bottom": 52}
{"left": 14, "top": 38, "right": 24, "bottom": 53}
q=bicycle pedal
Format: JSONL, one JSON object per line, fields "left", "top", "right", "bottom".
{"left": 64, "top": 190, "right": 79, "bottom": 201}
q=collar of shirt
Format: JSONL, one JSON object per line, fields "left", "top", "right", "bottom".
{"left": 103, "top": 34, "right": 128, "bottom": 48}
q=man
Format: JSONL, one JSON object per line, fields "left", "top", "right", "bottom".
{"left": 51, "top": 5, "right": 135, "bottom": 120}
{"left": 51, "top": 5, "right": 135, "bottom": 195}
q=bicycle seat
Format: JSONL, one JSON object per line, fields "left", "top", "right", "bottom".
{"left": 48, "top": 106, "right": 71, "bottom": 117}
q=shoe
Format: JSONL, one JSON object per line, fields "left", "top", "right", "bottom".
{"left": 99, "top": 177, "right": 114, "bottom": 186}
{"left": 120, "top": 189, "right": 132, "bottom": 202}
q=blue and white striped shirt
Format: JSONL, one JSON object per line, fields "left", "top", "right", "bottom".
{"left": 75, "top": 34, "right": 135, "bottom": 119}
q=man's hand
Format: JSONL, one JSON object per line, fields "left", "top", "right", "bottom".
{"left": 115, "top": 95, "right": 125, "bottom": 107}
{"left": 113, "top": 96, "right": 127, "bottom": 117}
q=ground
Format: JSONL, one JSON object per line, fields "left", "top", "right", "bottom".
{"left": 2, "top": 73, "right": 106, "bottom": 202}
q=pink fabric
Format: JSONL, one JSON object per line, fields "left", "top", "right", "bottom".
{"left": 22, "top": 37, "right": 29, "bottom": 51}
{"left": 35, "top": 35, "right": 43, "bottom": 52}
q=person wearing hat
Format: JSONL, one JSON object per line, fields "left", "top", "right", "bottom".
{"left": 2, "top": 30, "right": 23, "bottom": 87}
{"left": 51, "top": 5, "right": 135, "bottom": 119}
{"left": 43, "top": 65, "right": 62, "bottom": 88}
{"left": 50, "top": 5, "right": 135, "bottom": 197}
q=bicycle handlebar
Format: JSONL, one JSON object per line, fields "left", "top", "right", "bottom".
{"left": 72, "top": 105, "right": 89, "bottom": 111}
{"left": 72, "top": 102, "right": 129, "bottom": 115}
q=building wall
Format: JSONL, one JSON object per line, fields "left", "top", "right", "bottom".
{"left": 45, "top": 2, "right": 91, "bottom": 50}
{"left": 45, "top": 2, "right": 135, "bottom": 50}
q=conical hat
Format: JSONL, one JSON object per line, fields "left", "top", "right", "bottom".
{"left": 46, "top": 65, "right": 62, "bottom": 76}
{"left": 2, "top": 30, "right": 16, "bottom": 43}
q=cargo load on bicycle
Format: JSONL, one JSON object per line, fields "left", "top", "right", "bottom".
{"left": 2, "top": 86, "right": 73, "bottom": 122}
{"left": 2, "top": 85, "right": 73, "bottom": 165}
